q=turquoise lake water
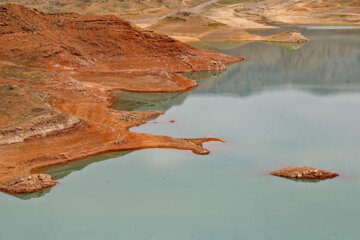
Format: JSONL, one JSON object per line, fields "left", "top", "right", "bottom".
{"left": 1, "top": 27, "right": 360, "bottom": 239}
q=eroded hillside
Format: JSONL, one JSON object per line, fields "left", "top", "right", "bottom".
{"left": 0, "top": 0, "right": 209, "bottom": 18}
{"left": 205, "top": 0, "right": 360, "bottom": 27}
{"left": 0, "top": 4, "right": 242, "bottom": 194}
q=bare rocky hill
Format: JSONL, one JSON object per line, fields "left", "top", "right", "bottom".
{"left": 0, "top": 0, "right": 209, "bottom": 18}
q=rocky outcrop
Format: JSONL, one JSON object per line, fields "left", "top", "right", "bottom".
{"left": 270, "top": 167, "right": 339, "bottom": 180}
{"left": 0, "top": 174, "right": 58, "bottom": 194}
{"left": 262, "top": 30, "right": 308, "bottom": 43}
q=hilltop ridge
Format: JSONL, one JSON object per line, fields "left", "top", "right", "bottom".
{"left": 0, "top": 3, "right": 237, "bottom": 71}
{"left": 0, "top": 0, "right": 209, "bottom": 18}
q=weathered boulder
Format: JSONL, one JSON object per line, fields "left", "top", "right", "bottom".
{"left": 270, "top": 166, "right": 338, "bottom": 180}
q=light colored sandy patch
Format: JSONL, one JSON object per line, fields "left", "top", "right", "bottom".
{"left": 204, "top": 4, "right": 277, "bottom": 29}
{"left": 147, "top": 11, "right": 229, "bottom": 38}
{"left": 200, "top": 28, "right": 308, "bottom": 43}
{"left": 170, "top": 35, "right": 200, "bottom": 42}
{"left": 230, "top": 0, "right": 360, "bottom": 26}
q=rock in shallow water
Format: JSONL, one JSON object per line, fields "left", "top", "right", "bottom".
{"left": 0, "top": 174, "right": 58, "bottom": 194}
{"left": 270, "top": 166, "right": 338, "bottom": 180}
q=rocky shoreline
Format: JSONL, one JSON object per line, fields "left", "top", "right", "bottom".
{"left": 0, "top": 4, "right": 242, "bottom": 194}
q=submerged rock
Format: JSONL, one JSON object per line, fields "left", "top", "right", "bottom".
{"left": 270, "top": 166, "right": 338, "bottom": 180}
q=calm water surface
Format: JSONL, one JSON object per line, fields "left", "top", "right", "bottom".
{"left": 1, "top": 28, "right": 360, "bottom": 239}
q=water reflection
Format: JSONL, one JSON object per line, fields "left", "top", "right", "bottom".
{"left": 111, "top": 91, "right": 185, "bottom": 112}
{"left": 3, "top": 29, "right": 360, "bottom": 239}
{"left": 111, "top": 71, "right": 223, "bottom": 112}
{"left": 21, "top": 28, "right": 360, "bottom": 199}
{"left": 45, "top": 152, "right": 131, "bottom": 180}
{"left": 113, "top": 29, "right": 360, "bottom": 112}
{"left": 191, "top": 41, "right": 307, "bottom": 52}
{"left": 13, "top": 152, "right": 131, "bottom": 200}
{"left": 266, "top": 42, "right": 306, "bottom": 51}
{"left": 13, "top": 188, "right": 51, "bottom": 200}
{"left": 284, "top": 178, "right": 324, "bottom": 183}
{"left": 43, "top": 28, "right": 360, "bottom": 189}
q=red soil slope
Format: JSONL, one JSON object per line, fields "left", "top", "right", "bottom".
{"left": 0, "top": 4, "right": 242, "bottom": 194}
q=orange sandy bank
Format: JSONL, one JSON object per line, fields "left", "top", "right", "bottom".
{"left": 0, "top": 4, "right": 242, "bottom": 194}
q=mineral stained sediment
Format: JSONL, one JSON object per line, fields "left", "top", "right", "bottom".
{"left": 0, "top": 4, "right": 242, "bottom": 194}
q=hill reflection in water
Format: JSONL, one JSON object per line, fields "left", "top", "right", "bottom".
{"left": 5, "top": 28, "right": 360, "bottom": 240}
{"left": 27, "top": 28, "right": 359, "bottom": 200}
{"left": 113, "top": 28, "right": 360, "bottom": 112}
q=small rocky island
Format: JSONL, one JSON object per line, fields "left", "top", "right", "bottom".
{"left": 270, "top": 166, "right": 339, "bottom": 180}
